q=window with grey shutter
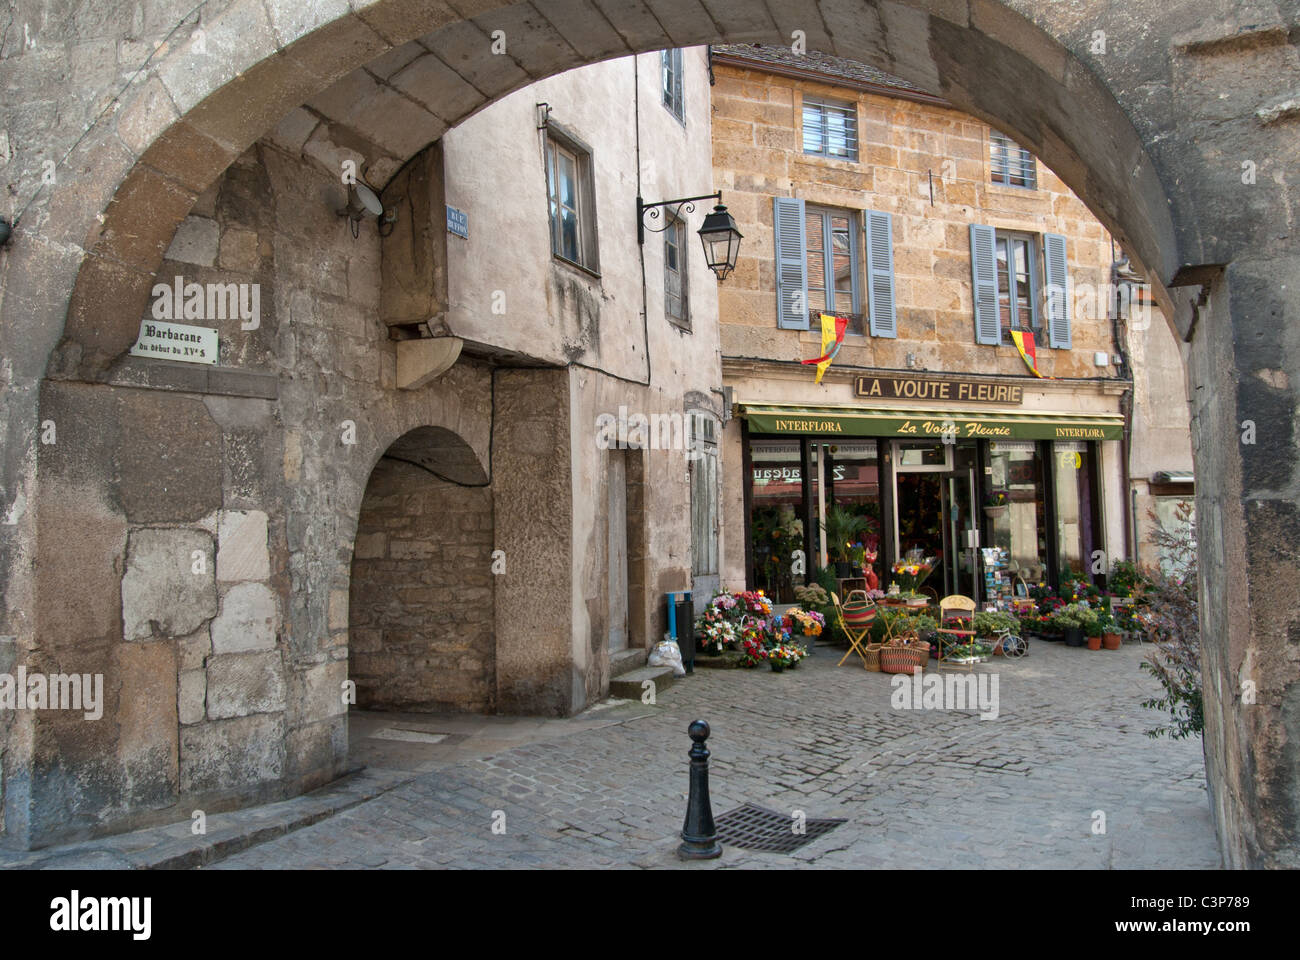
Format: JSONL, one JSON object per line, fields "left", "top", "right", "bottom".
{"left": 1044, "top": 233, "right": 1071, "bottom": 348}
{"left": 864, "top": 210, "right": 896, "bottom": 338}
{"left": 773, "top": 197, "right": 809, "bottom": 330}
{"left": 970, "top": 224, "right": 1001, "bottom": 345}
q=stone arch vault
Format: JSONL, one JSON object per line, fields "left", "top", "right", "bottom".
{"left": 1, "top": 0, "right": 1298, "bottom": 866}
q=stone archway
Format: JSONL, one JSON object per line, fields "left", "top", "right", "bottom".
{"left": 3, "top": 0, "right": 1297, "bottom": 865}
{"left": 348, "top": 426, "right": 494, "bottom": 713}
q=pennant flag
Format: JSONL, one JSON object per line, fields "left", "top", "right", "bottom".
{"left": 1009, "top": 329, "right": 1052, "bottom": 379}
{"left": 800, "top": 313, "right": 848, "bottom": 384}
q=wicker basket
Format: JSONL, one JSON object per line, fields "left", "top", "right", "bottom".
{"left": 879, "top": 643, "right": 926, "bottom": 674}
{"left": 862, "top": 642, "right": 883, "bottom": 672}
{"left": 842, "top": 600, "right": 877, "bottom": 628}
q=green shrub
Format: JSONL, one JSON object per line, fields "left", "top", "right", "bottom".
{"left": 973, "top": 611, "right": 1019, "bottom": 637}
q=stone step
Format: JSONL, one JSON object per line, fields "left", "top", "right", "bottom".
{"left": 608, "top": 665, "right": 677, "bottom": 700}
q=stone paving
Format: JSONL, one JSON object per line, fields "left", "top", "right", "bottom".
{"left": 213, "top": 638, "right": 1221, "bottom": 869}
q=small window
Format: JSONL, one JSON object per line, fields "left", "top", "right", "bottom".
{"left": 664, "top": 218, "right": 689, "bottom": 327}
{"left": 802, "top": 97, "right": 858, "bottom": 161}
{"left": 990, "top": 130, "right": 1036, "bottom": 189}
{"left": 545, "top": 132, "right": 598, "bottom": 271}
{"left": 805, "top": 207, "right": 861, "bottom": 328}
{"left": 995, "top": 231, "right": 1040, "bottom": 338}
{"left": 662, "top": 49, "right": 685, "bottom": 122}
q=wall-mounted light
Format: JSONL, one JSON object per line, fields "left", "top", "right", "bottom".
{"left": 339, "top": 182, "right": 396, "bottom": 238}
{"left": 637, "top": 191, "right": 743, "bottom": 281}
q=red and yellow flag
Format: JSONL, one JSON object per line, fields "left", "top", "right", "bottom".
{"left": 1009, "top": 330, "right": 1052, "bottom": 379}
{"left": 800, "top": 313, "right": 848, "bottom": 384}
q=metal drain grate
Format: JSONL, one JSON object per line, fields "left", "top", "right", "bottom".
{"left": 713, "top": 802, "right": 846, "bottom": 854}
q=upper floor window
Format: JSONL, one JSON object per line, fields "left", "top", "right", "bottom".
{"left": 996, "top": 231, "right": 1040, "bottom": 335}
{"left": 802, "top": 97, "right": 858, "bottom": 162}
{"left": 662, "top": 49, "right": 685, "bottom": 122}
{"left": 990, "top": 130, "right": 1036, "bottom": 189}
{"left": 971, "top": 224, "right": 1071, "bottom": 348}
{"left": 805, "top": 207, "right": 860, "bottom": 325}
{"left": 664, "top": 218, "right": 689, "bottom": 327}
{"left": 545, "top": 130, "right": 598, "bottom": 271}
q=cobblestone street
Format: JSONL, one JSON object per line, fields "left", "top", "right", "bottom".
{"left": 213, "top": 639, "right": 1220, "bottom": 869}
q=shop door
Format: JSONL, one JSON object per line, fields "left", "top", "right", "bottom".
{"left": 892, "top": 439, "right": 979, "bottom": 601}
{"left": 942, "top": 469, "right": 978, "bottom": 600}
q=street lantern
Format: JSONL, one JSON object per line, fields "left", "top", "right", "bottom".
{"left": 637, "top": 191, "right": 743, "bottom": 281}
{"left": 697, "top": 204, "right": 743, "bottom": 281}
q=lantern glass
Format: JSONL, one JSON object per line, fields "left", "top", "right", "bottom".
{"left": 697, "top": 204, "right": 742, "bottom": 280}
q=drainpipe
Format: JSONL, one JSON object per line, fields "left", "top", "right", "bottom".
{"left": 1110, "top": 246, "right": 1135, "bottom": 565}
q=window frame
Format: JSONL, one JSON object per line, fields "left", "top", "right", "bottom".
{"left": 544, "top": 125, "right": 600, "bottom": 274}
{"left": 664, "top": 216, "right": 690, "bottom": 329}
{"left": 994, "top": 229, "right": 1042, "bottom": 340}
{"left": 989, "top": 129, "right": 1037, "bottom": 189}
{"left": 661, "top": 48, "right": 685, "bottom": 124}
{"left": 801, "top": 96, "right": 859, "bottom": 162}
{"left": 804, "top": 205, "right": 862, "bottom": 329}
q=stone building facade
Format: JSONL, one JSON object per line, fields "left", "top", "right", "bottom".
{"left": 1, "top": 46, "right": 721, "bottom": 847}
{"left": 0, "top": 0, "right": 1296, "bottom": 868}
{"left": 712, "top": 45, "right": 1156, "bottom": 600}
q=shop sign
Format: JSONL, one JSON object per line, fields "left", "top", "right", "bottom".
{"left": 855, "top": 375, "right": 1023, "bottom": 405}
{"left": 748, "top": 410, "right": 1121, "bottom": 441}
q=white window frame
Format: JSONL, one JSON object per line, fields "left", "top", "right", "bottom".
{"left": 990, "top": 130, "right": 1037, "bottom": 189}
{"left": 664, "top": 217, "right": 689, "bottom": 328}
{"left": 802, "top": 96, "right": 859, "bottom": 162}
{"left": 545, "top": 128, "right": 599, "bottom": 272}
{"left": 662, "top": 48, "right": 685, "bottom": 123}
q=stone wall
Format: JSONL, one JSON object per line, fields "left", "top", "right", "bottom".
{"left": 711, "top": 59, "right": 1118, "bottom": 379}
{"left": 349, "top": 459, "right": 494, "bottom": 712}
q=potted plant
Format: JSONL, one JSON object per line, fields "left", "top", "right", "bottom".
{"left": 983, "top": 490, "right": 1009, "bottom": 519}
{"left": 821, "top": 505, "right": 868, "bottom": 578}
{"left": 1099, "top": 598, "right": 1123, "bottom": 650}
{"left": 1085, "top": 618, "right": 1104, "bottom": 650}
{"left": 890, "top": 552, "right": 936, "bottom": 606}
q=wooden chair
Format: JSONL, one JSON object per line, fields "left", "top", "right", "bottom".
{"left": 936, "top": 594, "right": 977, "bottom": 671}
{"left": 831, "top": 590, "right": 891, "bottom": 669}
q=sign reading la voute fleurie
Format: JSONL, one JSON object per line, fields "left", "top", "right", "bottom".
{"left": 855, "top": 374, "right": 1023, "bottom": 405}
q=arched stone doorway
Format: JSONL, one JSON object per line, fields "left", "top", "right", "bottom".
{"left": 348, "top": 427, "right": 494, "bottom": 713}
{"left": 5, "top": 0, "right": 1297, "bottom": 865}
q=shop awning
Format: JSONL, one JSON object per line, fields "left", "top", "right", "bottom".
{"left": 740, "top": 403, "right": 1125, "bottom": 441}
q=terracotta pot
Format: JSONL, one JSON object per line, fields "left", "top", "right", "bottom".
{"left": 1102, "top": 632, "right": 1122, "bottom": 650}
{"left": 1086, "top": 635, "right": 1102, "bottom": 651}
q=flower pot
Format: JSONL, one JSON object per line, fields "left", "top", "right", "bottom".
{"left": 1086, "top": 635, "right": 1102, "bottom": 651}
{"left": 770, "top": 661, "right": 785, "bottom": 673}
{"left": 1063, "top": 627, "right": 1085, "bottom": 647}
{"left": 834, "top": 561, "right": 853, "bottom": 578}
{"left": 1102, "top": 632, "right": 1122, "bottom": 650}
{"left": 905, "top": 596, "right": 928, "bottom": 608}
{"left": 983, "top": 504, "right": 1008, "bottom": 519}
{"left": 788, "top": 658, "right": 800, "bottom": 670}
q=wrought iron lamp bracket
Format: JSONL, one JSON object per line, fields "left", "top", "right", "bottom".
{"left": 637, "top": 191, "right": 722, "bottom": 244}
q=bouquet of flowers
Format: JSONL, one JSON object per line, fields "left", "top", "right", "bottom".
{"left": 696, "top": 617, "right": 738, "bottom": 654}
{"left": 890, "top": 553, "right": 935, "bottom": 595}
{"left": 786, "top": 606, "right": 825, "bottom": 638}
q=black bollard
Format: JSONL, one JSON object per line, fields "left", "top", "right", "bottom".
{"left": 678, "top": 719, "right": 722, "bottom": 860}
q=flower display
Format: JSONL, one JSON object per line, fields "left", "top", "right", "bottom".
{"left": 787, "top": 607, "right": 825, "bottom": 638}
{"left": 890, "top": 555, "right": 935, "bottom": 594}
{"left": 694, "top": 590, "right": 775, "bottom": 654}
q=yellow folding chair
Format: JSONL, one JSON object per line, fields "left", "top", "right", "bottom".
{"left": 832, "top": 590, "right": 891, "bottom": 668}
{"left": 937, "top": 594, "right": 977, "bottom": 671}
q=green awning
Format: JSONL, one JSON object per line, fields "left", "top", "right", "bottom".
{"left": 741, "top": 403, "right": 1124, "bottom": 441}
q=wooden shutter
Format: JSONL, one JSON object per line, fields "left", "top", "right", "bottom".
{"left": 970, "top": 224, "right": 1000, "bottom": 345}
{"left": 774, "top": 197, "right": 809, "bottom": 330}
{"left": 864, "top": 210, "right": 896, "bottom": 338}
{"left": 1044, "top": 233, "right": 1071, "bottom": 348}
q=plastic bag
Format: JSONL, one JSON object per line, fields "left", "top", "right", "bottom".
{"left": 648, "top": 636, "right": 686, "bottom": 677}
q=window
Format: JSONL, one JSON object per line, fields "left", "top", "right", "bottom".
{"left": 662, "top": 49, "right": 684, "bottom": 122}
{"left": 995, "top": 231, "right": 1040, "bottom": 336}
{"left": 990, "top": 130, "right": 1036, "bottom": 188}
{"left": 689, "top": 413, "right": 718, "bottom": 578}
{"left": 802, "top": 97, "right": 858, "bottom": 161}
{"left": 545, "top": 132, "right": 598, "bottom": 271}
{"left": 805, "top": 207, "right": 860, "bottom": 322}
{"left": 664, "top": 218, "right": 688, "bottom": 326}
